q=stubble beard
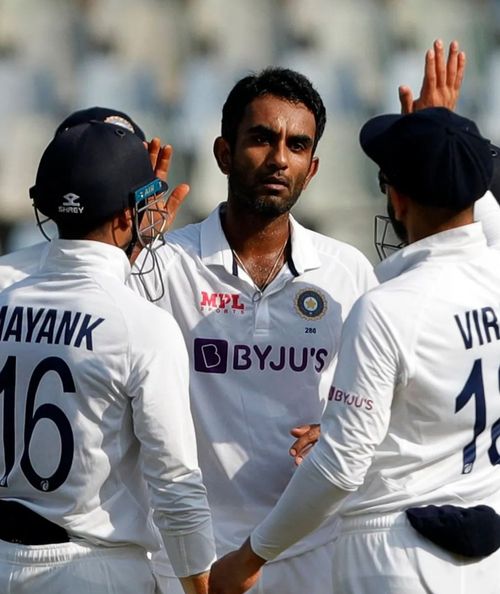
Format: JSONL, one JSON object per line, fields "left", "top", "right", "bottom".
{"left": 387, "top": 199, "right": 408, "bottom": 244}
{"left": 227, "top": 172, "right": 304, "bottom": 219}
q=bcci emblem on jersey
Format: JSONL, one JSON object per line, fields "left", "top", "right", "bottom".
{"left": 294, "top": 289, "right": 327, "bottom": 320}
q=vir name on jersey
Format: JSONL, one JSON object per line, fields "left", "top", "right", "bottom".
{"left": 455, "top": 306, "right": 500, "bottom": 350}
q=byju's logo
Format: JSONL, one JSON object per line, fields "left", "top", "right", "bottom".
{"left": 194, "top": 338, "right": 329, "bottom": 375}
{"left": 194, "top": 338, "right": 228, "bottom": 373}
{"left": 59, "top": 193, "right": 84, "bottom": 214}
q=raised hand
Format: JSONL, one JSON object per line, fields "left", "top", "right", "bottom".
{"left": 399, "top": 39, "right": 466, "bottom": 114}
{"left": 146, "top": 138, "right": 190, "bottom": 230}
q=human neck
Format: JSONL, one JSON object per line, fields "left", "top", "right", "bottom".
{"left": 221, "top": 201, "right": 291, "bottom": 291}
{"left": 407, "top": 205, "right": 474, "bottom": 244}
{"left": 221, "top": 200, "right": 290, "bottom": 256}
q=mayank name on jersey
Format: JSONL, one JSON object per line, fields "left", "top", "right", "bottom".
{"left": 0, "top": 305, "right": 104, "bottom": 351}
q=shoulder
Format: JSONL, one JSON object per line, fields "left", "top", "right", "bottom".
{"left": 134, "top": 222, "right": 203, "bottom": 272}
{"left": 96, "top": 277, "right": 185, "bottom": 352}
{"left": 300, "top": 227, "right": 376, "bottom": 290}
{"left": 104, "top": 277, "right": 178, "bottom": 325}
{"left": 346, "top": 272, "right": 427, "bottom": 348}
{"left": 314, "top": 231, "right": 372, "bottom": 266}
{"left": 0, "top": 242, "right": 48, "bottom": 290}
{"left": 161, "top": 222, "right": 203, "bottom": 261}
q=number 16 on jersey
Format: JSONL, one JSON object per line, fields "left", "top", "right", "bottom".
{"left": 0, "top": 355, "right": 75, "bottom": 492}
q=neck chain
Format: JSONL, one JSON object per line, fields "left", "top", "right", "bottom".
{"left": 232, "top": 237, "right": 288, "bottom": 302}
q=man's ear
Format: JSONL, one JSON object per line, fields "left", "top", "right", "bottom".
{"left": 303, "top": 156, "right": 319, "bottom": 190}
{"left": 389, "top": 187, "right": 409, "bottom": 221}
{"left": 213, "top": 137, "right": 232, "bottom": 174}
{"left": 116, "top": 207, "right": 134, "bottom": 230}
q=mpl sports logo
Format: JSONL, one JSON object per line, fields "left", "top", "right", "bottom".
{"left": 200, "top": 291, "right": 245, "bottom": 314}
{"left": 59, "top": 193, "right": 84, "bottom": 214}
{"left": 194, "top": 338, "right": 329, "bottom": 374}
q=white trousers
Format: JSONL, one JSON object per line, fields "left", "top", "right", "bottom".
{"left": 0, "top": 539, "right": 159, "bottom": 594}
{"left": 156, "top": 539, "right": 337, "bottom": 594}
{"left": 333, "top": 512, "right": 500, "bottom": 594}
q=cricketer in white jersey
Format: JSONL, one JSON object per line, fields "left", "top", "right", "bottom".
{"left": 0, "top": 121, "right": 215, "bottom": 594}
{"left": 129, "top": 66, "right": 376, "bottom": 594}
{"left": 129, "top": 203, "right": 375, "bottom": 588}
{"left": 208, "top": 109, "right": 500, "bottom": 594}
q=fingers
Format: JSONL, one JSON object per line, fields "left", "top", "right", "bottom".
{"left": 289, "top": 423, "right": 320, "bottom": 464}
{"left": 148, "top": 137, "right": 161, "bottom": 171}
{"left": 290, "top": 425, "right": 311, "bottom": 438}
{"left": 434, "top": 39, "right": 446, "bottom": 88}
{"left": 147, "top": 138, "right": 173, "bottom": 182}
{"left": 155, "top": 144, "right": 173, "bottom": 182}
{"left": 446, "top": 39, "right": 459, "bottom": 86}
{"left": 293, "top": 444, "right": 313, "bottom": 466}
{"left": 164, "top": 183, "right": 190, "bottom": 228}
{"left": 289, "top": 433, "right": 317, "bottom": 458}
{"left": 446, "top": 40, "right": 466, "bottom": 91}
{"left": 411, "top": 39, "right": 466, "bottom": 113}
{"left": 398, "top": 85, "right": 414, "bottom": 114}
{"left": 423, "top": 47, "right": 436, "bottom": 92}
{"left": 455, "top": 50, "right": 466, "bottom": 91}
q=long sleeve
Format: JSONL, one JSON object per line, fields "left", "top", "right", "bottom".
{"left": 127, "top": 310, "right": 215, "bottom": 577}
{"left": 250, "top": 455, "right": 348, "bottom": 560}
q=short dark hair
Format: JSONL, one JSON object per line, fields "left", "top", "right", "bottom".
{"left": 221, "top": 67, "right": 326, "bottom": 152}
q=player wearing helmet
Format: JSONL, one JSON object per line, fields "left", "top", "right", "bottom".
{"left": 0, "top": 122, "right": 214, "bottom": 594}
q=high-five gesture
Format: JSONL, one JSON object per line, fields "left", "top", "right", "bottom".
{"left": 146, "top": 137, "right": 190, "bottom": 230}
{"left": 399, "top": 39, "right": 466, "bottom": 114}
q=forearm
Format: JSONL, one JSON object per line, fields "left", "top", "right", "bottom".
{"left": 250, "top": 455, "right": 349, "bottom": 560}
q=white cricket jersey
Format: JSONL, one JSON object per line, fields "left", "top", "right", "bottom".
{"left": 474, "top": 191, "right": 500, "bottom": 247}
{"left": 129, "top": 203, "right": 376, "bottom": 564}
{"left": 251, "top": 222, "right": 500, "bottom": 559}
{"left": 316, "top": 222, "right": 500, "bottom": 514}
{"left": 0, "top": 239, "right": 215, "bottom": 577}
{"left": 0, "top": 242, "right": 49, "bottom": 291}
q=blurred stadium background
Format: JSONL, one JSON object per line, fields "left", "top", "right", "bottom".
{"left": 0, "top": 0, "right": 494, "bottom": 262}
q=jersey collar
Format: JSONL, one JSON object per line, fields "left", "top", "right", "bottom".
{"left": 42, "top": 239, "right": 131, "bottom": 283}
{"left": 375, "top": 222, "right": 487, "bottom": 284}
{"left": 200, "top": 203, "right": 321, "bottom": 276}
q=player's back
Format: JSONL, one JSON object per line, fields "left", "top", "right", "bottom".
{"left": 0, "top": 239, "right": 176, "bottom": 550}
{"left": 337, "top": 225, "right": 500, "bottom": 515}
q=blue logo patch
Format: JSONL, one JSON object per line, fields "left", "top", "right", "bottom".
{"left": 295, "top": 289, "right": 327, "bottom": 320}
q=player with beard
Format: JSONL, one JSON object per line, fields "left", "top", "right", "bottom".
{"left": 129, "top": 67, "right": 376, "bottom": 594}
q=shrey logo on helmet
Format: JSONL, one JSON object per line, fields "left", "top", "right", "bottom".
{"left": 59, "top": 193, "right": 84, "bottom": 214}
